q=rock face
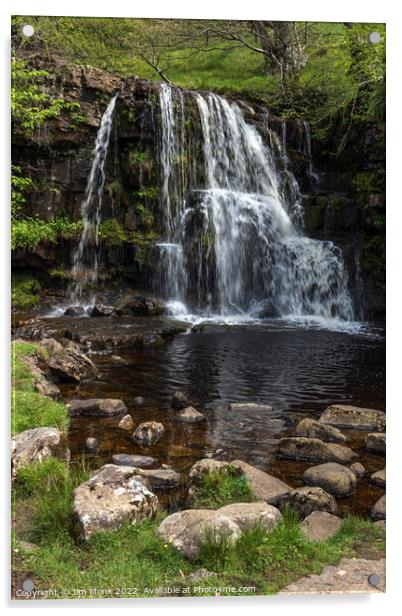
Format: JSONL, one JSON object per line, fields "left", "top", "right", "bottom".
{"left": 73, "top": 464, "right": 158, "bottom": 541}
{"left": 12, "top": 427, "right": 69, "bottom": 478}
{"left": 231, "top": 459, "right": 291, "bottom": 504}
{"left": 276, "top": 437, "right": 357, "bottom": 464}
{"left": 365, "top": 433, "right": 386, "bottom": 455}
{"left": 132, "top": 421, "right": 165, "bottom": 446}
{"left": 276, "top": 486, "right": 338, "bottom": 518}
{"left": 118, "top": 414, "right": 134, "bottom": 430}
{"left": 39, "top": 338, "right": 98, "bottom": 383}
{"left": 350, "top": 462, "right": 366, "bottom": 478}
{"left": 300, "top": 511, "right": 342, "bottom": 541}
{"left": 114, "top": 295, "right": 165, "bottom": 317}
{"left": 67, "top": 398, "right": 127, "bottom": 417}
{"left": 370, "top": 468, "right": 386, "bottom": 488}
{"left": 229, "top": 402, "right": 273, "bottom": 413}
{"left": 303, "top": 463, "right": 357, "bottom": 497}
{"left": 171, "top": 391, "right": 190, "bottom": 410}
{"left": 319, "top": 404, "right": 385, "bottom": 430}
{"left": 175, "top": 406, "right": 206, "bottom": 423}
{"left": 371, "top": 495, "right": 386, "bottom": 520}
{"left": 157, "top": 501, "right": 282, "bottom": 559}
{"left": 295, "top": 418, "right": 346, "bottom": 443}
{"left": 111, "top": 454, "right": 156, "bottom": 468}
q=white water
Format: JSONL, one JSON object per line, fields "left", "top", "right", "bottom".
{"left": 69, "top": 94, "right": 118, "bottom": 303}
{"left": 156, "top": 87, "right": 355, "bottom": 324}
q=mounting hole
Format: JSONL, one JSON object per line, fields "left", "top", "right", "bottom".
{"left": 22, "top": 24, "right": 35, "bottom": 37}
{"left": 22, "top": 578, "right": 35, "bottom": 591}
{"left": 368, "top": 32, "right": 381, "bottom": 44}
{"left": 368, "top": 573, "right": 381, "bottom": 587}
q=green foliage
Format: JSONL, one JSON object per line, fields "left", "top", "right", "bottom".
{"left": 98, "top": 219, "right": 127, "bottom": 246}
{"left": 193, "top": 467, "right": 256, "bottom": 509}
{"left": 11, "top": 273, "right": 41, "bottom": 309}
{"left": 11, "top": 165, "right": 34, "bottom": 218}
{"left": 11, "top": 217, "right": 83, "bottom": 250}
{"left": 135, "top": 187, "right": 159, "bottom": 199}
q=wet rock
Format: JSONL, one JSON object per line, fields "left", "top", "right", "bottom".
{"left": 276, "top": 437, "right": 357, "bottom": 464}
{"left": 175, "top": 406, "right": 206, "bottom": 423}
{"left": 112, "top": 453, "right": 156, "bottom": 468}
{"left": 300, "top": 511, "right": 342, "bottom": 541}
{"left": 276, "top": 486, "right": 338, "bottom": 518}
{"left": 34, "top": 377, "right": 61, "bottom": 400}
{"left": 231, "top": 459, "right": 291, "bottom": 504}
{"left": 134, "top": 396, "right": 145, "bottom": 406}
{"left": 319, "top": 404, "right": 385, "bottom": 431}
{"left": 73, "top": 464, "right": 158, "bottom": 541}
{"left": 67, "top": 398, "right": 127, "bottom": 417}
{"left": 90, "top": 303, "right": 114, "bottom": 317}
{"left": 303, "top": 463, "right": 357, "bottom": 497}
{"left": 350, "top": 462, "right": 366, "bottom": 478}
{"left": 114, "top": 295, "right": 165, "bottom": 317}
{"left": 370, "top": 468, "right": 386, "bottom": 488}
{"left": 132, "top": 421, "right": 165, "bottom": 446}
{"left": 12, "top": 427, "right": 69, "bottom": 478}
{"left": 365, "top": 433, "right": 386, "bottom": 455}
{"left": 249, "top": 299, "right": 280, "bottom": 319}
{"left": 85, "top": 437, "right": 99, "bottom": 451}
{"left": 229, "top": 402, "right": 273, "bottom": 413}
{"left": 39, "top": 338, "right": 98, "bottom": 383}
{"left": 371, "top": 494, "right": 386, "bottom": 520}
{"left": 137, "top": 468, "right": 181, "bottom": 490}
{"left": 111, "top": 355, "right": 127, "bottom": 365}
{"left": 295, "top": 418, "right": 346, "bottom": 444}
{"left": 64, "top": 305, "right": 88, "bottom": 317}
{"left": 118, "top": 414, "right": 134, "bottom": 430}
{"left": 15, "top": 349, "right": 62, "bottom": 400}
{"left": 157, "top": 501, "right": 282, "bottom": 559}
{"left": 171, "top": 390, "right": 190, "bottom": 410}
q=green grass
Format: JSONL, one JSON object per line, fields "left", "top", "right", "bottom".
{"left": 11, "top": 273, "right": 41, "bottom": 310}
{"left": 192, "top": 466, "right": 256, "bottom": 509}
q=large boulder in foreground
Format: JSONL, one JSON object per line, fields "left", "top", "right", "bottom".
{"left": 295, "top": 418, "right": 346, "bottom": 443}
{"left": 67, "top": 398, "right": 127, "bottom": 417}
{"left": 276, "top": 486, "right": 338, "bottom": 518}
{"left": 39, "top": 338, "right": 98, "bottom": 383}
{"left": 231, "top": 459, "right": 291, "bottom": 504}
{"left": 300, "top": 511, "right": 342, "bottom": 541}
{"left": 303, "top": 462, "right": 357, "bottom": 497}
{"left": 365, "top": 433, "right": 386, "bottom": 455}
{"left": 12, "top": 427, "right": 69, "bottom": 478}
{"left": 319, "top": 404, "right": 385, "bottom": 431}
{"left": 157, "top": 501, "right": 282, "bottom": 559}
{"left": 371, "top": 494, "right": 386, "bottom": 520}
{"left": 73, "top": 464, "right": 158, "bottom": 541}
{"left": 276, "top": 437, "right": 357, "bottom": 464}
{"left": 132, "top": 421, "right": 165, "bottom": 446}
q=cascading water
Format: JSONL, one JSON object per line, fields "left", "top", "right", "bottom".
{"left": 156, "top": 85, "right": 354, "bottom": 322}
{"left": 69, "top": 94, "right": 118, "bottom": 303}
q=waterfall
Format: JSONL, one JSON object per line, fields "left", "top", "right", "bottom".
{"left": 155, "top": 85, "right": 354, "bottom": 321}
{"left": 69, "top": 94, "right": 118, "bottom": 303}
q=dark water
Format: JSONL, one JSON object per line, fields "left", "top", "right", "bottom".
{"left": 61, "top": 321, "right": 385, "bottom": 516}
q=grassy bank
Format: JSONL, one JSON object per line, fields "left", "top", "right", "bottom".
{"left": 12, "top": 345, "right": 385, "bottom": 598}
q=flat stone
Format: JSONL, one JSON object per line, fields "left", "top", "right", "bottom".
{"left": 67, "top": 398, "right": 127, "bottom": 417}
{"left": 73, "top": 464, "right": 158, "bottom": 541}
{"left": 118, "top": 414, "right": 134, "bottom": 430}
{"left": 231, "top": 459, "right": 291, "bottom": 504}
{"left": 295, "top": 418, "right": 346, "bottom": 443}
{"left": 132, "top": 421, "right": 165, "bottom": 446}
{"left": 276, "top": 486, "right": 338, "bottom": 518}
{"left": 175, "top": 406, "right": 206, "bottom": 423}
{"left": 319, "top": 404, "right": 385, "bottom": 431}
{"left": 280, "top": 558, "right": 385, "bottom": 594}
{"left": 112, "top": 454, "right": 156, "bottom": 468}
{"left": 371, "top": 495, "right": 386, "bottom": 520}
{"left": 137, "top": 468, "right": 182, "bottom": 490}
{"left": 350, "top": 462, "right": 366, "bottom": 479}
{"left": 300, "top": 511, "right": 342, "bottom": 541}
{"left": 12, "top": 427, "right": 69, "bottom": 478}
{"left": 370, "top": 468, "right": 386, "bottom": 488}
{"left": 276, "top": 437, "right": 357, "bottom": 464}
{"left": 365, "top": 433, "right": 386, "bottom": 455}
{"left": 229, "top": 402, "right": 273, "bottom": 413}
{"left": 303, "top": 462, "right": 357, "bottom": 496}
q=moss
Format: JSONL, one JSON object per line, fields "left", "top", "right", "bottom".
{"left": 352, "top": 171, "right": 384, "bottom": 193}
{"left": 98, "top": 219, "right": 127, "bottom": 246}
{"left": 11, "top": 273, "right": 41, "bottom": 310}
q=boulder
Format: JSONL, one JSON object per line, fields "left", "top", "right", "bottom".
{"left": 118, "top": 414, "right": 134, "bottom": 430}
{"left": 12, "top": 427, "right": 69, "bottom": 478}
{"left": 137, "top": 468, "right": 182, "bottom": 490}
{"left": 365, "top": 433, "right": 386, "bottom": 455}
{"left": 276, "top": 486, "right": 338, "bottom": 518}
{"left": 189, "top": 459, "right": 233, "bottom": 483}
{"left": 132, "top": 421, "right": 165, "bottom": 446}
{"left": 17, "top": 352, "right": 61, "bottom": 400}
{"left": 89, "top": 304, "right": 114, "bottom": 317}
{"left": 350, "top": 462, "right": 366, "bottom": 479}
{"left": 112, "top": 454, "right": 156, "bottom": 468}
{"left": 171, "top": 390, "right": 190, "bottom": 410}
{"left": 73, "top": 464, "right": 158, "bottom": 541}
{"left": 300, "top": 511, "right": 342, "bottom": 541}
{"left": 85, "top": 437, "right": 99, "bottom": 451}
{"left": 303, "top": 463, "right": 357, "bottom": 497}
{"left": 276, "top": 437, "right": 357, "bottom": 464}
{"left": 229, "top": 402, "right": 273, "bottom": 413}
{"left": 295, "top": 418, "right": 346, "bottom": 444}
{"left": 231, "top": 459, "right": 291, "bottom": 504}
{"left": 175, "top": 406, "right": 206, "bottom": 423}
{"left": 64, "top": 305, "right": 87, "bottom": 317}
{"left": 34, "top": 377, "right": 61, "bottom": 400}
{"left": 157, "top": 501, "right": 282, "bottom": 559}
{"left": 370, "top": 468, "right": 385, "bottom": 488}
{"left": 114, "top": 295, "right": 165, "bottom": 317}
{"left": 371, "top": 495, "right": 386, "bottom": 520}
{"left": 67, "top": 398, "right": 127, "bottom": 417}
{"left": 39, "top": 338, "right": 97, "bottom": 383}
{"left": 319, "top": 404, "right": 385, "bottom": 431}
